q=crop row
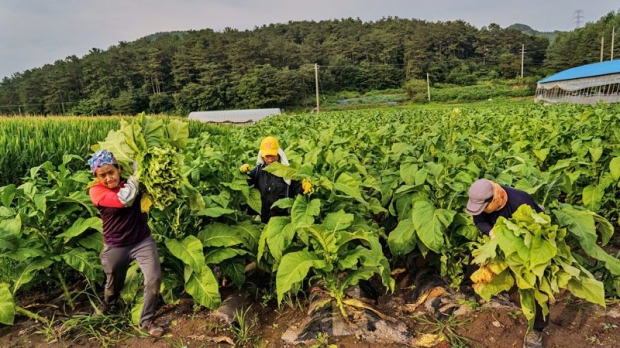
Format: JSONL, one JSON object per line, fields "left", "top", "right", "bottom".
{"left": 0, "top": 103, "right": 619, "bottom": 327}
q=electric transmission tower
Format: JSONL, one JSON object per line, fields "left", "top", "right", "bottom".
{"left": 573, "top": 10, "right": 584, "bottom": 29}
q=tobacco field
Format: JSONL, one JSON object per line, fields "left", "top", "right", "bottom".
{"left": 0, "top": 103, "right": 620, "bottom": 347}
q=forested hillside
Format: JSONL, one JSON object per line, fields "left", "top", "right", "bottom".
{"left": 0, "top": 11, "right": 618, "bottom": 115}
{"left": 507, "top": 23, "right": 563, "bottom": 43}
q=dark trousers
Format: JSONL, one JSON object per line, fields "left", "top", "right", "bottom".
{"left": 100, "top": 236, "right": 161, "bottom": 326}
{"left": 533, "top": 302, "right": 549, "bottom": 331}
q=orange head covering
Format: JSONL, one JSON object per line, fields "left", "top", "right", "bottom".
{"left": 466, "top": 179, "right": 507, "bottom": 215}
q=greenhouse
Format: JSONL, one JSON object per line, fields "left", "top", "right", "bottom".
{"left": 535, "top": 60, "right": 620, "bottom": 104}
{"left": 188, "top": 108, "right": 281, "bottom": 124}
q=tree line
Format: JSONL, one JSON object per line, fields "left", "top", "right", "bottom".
{"left": 0, "top": 12, "right": 618, "bottom": 116}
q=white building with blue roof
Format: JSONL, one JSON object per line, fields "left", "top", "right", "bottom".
{"left": 535, "top": 60, "right": 620, "bottom": 104}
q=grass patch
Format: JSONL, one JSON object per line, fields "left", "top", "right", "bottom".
{"left": 413, "top": 314, "right": 472, "bottom": 348}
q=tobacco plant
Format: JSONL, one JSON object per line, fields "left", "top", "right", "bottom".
{"left": 0, "top": 155, "right": 102, "bottom": 324}
{"left": 470, "top": 204, "right": 618, "bottom": 330}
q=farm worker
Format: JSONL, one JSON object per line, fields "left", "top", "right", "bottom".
{"left": 239, "top": 136, "right": 306, "bottom": 223}
{"left": 465, "top": 178, "right": 547, "bottom": 348}
{"left": 88, "top": 149, "right": 163, "bottom": 338}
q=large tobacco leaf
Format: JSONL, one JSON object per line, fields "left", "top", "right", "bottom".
{"left": 272, "top": 196, "right": 394, "bottom": 316}
{"left": 411, "top": 200, "right": 455, "bottom": 254}
{"left": 165, "top": 236, "right": 221, "bottom": 309}
{"left": 0, "top": 283, "right": 15, "bottom": 325}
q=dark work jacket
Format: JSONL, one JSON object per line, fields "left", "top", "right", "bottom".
{"left": 248, "top": 163, "right": 302, "bottom": 223}
{"left": 473, "top": 186, "right": 542, "bottom": 235}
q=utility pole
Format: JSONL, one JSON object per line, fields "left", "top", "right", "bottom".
{"left": 520, "top": 44, "right": 525, "bottom": 78}
{"left": 314, "top": 63, "right": 320, "bottom": 113}
{"left": 406, "top": 61, "right": 411, "bottom": 79}
{"left": 426, "top": 73, "right": 431, "bottom": 102}
{"left": 601, "top": 36, "right": 605, "bottom": 62}
{"left": 611, "top": 27, "right": 616, "bottom": 60}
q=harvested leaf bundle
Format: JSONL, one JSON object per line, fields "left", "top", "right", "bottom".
{"left": 137, "top": 144, "right": 182, "bottom": 210}
{"left": 470, "top": 205, "right": 605, "bottom": 330}
{"left": 93, "top": 112, "right": 204, "bottom": 211}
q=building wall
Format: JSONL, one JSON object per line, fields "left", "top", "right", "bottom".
{"left": 188, "top": 108, "right": 281, "bottom": 123}
{"left": 535, "top": 75, "right": 620, "bottom": 104}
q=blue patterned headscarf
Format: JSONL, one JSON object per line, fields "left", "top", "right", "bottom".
{"left": 88, "top": 149, "right": 118, "bottom": 173}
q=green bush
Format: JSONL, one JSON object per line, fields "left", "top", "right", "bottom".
{"left": 402, "top": 79, "right": 429, "bottom": 103}
{"left": 429, "top": 81, "right": 534, "bottom": 103}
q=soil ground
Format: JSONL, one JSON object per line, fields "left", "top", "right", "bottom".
{"left": 1, "top": 269, "right": 620, "bottom": 348}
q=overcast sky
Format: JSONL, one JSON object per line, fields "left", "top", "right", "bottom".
{"left": 1, "top": 0, "right": 618, "bottom": 79}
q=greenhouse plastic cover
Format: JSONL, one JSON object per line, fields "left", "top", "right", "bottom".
{"left": 188, "top": 108, "right": 281, "bottom": 123}
{"left": 538, "top": 60, "right": 620, "bottom": 84}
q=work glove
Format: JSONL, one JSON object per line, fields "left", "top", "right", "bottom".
{"left": 118, "top": 175, "right": 139, "bottom": 207}
{"left": 239, "top": 164, "right": 251, "bottom": 173}
{"left": 129, "top": 161, "right": 140, "bottom": 180}
{"left": 302, "top": 178, "right": 313, "bottom": 195}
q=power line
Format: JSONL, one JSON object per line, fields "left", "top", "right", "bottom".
{"left": 317, "top": 63, "right": 406, "bottom": 69}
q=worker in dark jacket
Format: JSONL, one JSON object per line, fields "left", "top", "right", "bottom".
{"left": 239, "top": 136, "right": 306, "bottom": 223}
{"left": 467, "top": 179, "right": 543, "bottom": 237}
{"left": 465, "top": 178, "right": 547, "bottom": 348}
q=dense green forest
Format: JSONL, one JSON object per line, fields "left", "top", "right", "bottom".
{"left": 0, "top": 12, "right": 618, "bottom": 115}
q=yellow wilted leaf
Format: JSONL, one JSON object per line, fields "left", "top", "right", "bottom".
{"left": 471, "top": 266, "right": 494, "bottom": 284}
{"left": 409, "top": 333, "right": 445, "bottom": 347}
{"left": 472, "top": 282, "right": 481, "bottom": 293}
{"left": 390, "top": 268, "right": 407, "bottom": 276}
{"left": 487, "top": 261, "right": 507, "bottom": 275}
{"left": 141, "top": 194, "right": 153, "bottom": 213}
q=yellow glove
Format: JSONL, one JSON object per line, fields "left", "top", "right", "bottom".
{"left": 239, "top": 164, "right": 250, "bottom": 173}
{"left": 302, "top": 179, "right": 313, "bottom": 195}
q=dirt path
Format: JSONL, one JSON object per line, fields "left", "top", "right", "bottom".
{"left": 1, "top": 276, "right": 620, "bottom": 348}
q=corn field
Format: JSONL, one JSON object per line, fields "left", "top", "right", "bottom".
{"left": 0, "top": 115, "right": 227, "bottom": 186}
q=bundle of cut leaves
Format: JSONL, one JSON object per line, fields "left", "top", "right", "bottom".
{"left": 93, "top": 112, "right": 204, "bottom": 211}
{"left": 470, "top": 204, "right": 605, "bottom": 330}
